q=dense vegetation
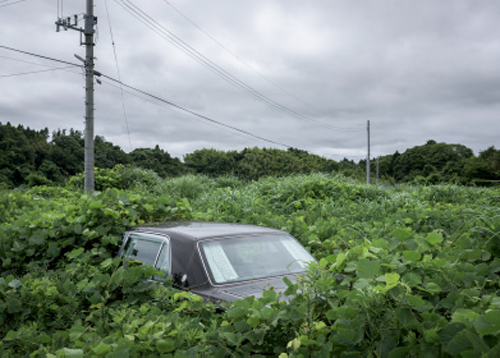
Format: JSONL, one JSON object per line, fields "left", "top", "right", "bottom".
{"left": 3, "top": 122, "right": 500, "bottom": 188}
{"left": 1, "top": 169, "right": 500, "bottom": 356}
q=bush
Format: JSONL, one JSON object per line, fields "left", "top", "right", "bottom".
{"left": 67, "top": 165, "right": 162, "bottom": 191}
{"left": 2, "top": 175, "right": 500, "bottom": 356}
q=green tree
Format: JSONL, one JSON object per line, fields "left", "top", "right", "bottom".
{"left": 184, "top": 148, "right": 236, "bottom": 176}
{"left": 49, "top": 129, "right": 84, "bottom": 176}
{"left": 390, "top": 140, "right": 473, "bottom": 183}
{"left": 0, "top": 122, "right": 52, "bottom": 186}
{"left": 465, "top": 146, "right": 500, "bottom": 183}
{"left": 130, "top": 145, "right": 188, "bottom": 177}
{"left": 94, "top": 135, "right": 131, "bottom": 168}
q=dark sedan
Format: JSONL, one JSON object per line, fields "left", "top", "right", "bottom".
{"left": 117, "top": 222, "right": 315, "bottom": 303}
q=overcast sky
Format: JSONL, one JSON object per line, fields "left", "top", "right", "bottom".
{"left": 1, "top": 0, "right": 500, "bottom": 161}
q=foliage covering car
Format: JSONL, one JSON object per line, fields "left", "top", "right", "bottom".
{"left": 118, "top": 222, "right": 316, "bottom": 303}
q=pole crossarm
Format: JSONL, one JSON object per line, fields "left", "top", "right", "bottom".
{"left": 55, "top": 15, "right": 80, "bottom": 32}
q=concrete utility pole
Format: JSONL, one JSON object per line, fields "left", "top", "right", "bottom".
{"left": 56, "top": 0, "right": 97, "bottom": 193}
{"left": 366, "top": 120, "right": 371, "bottom": 185}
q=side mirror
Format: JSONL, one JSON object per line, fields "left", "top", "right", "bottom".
{"left": 173, "top": 273, "right": 189, "bottom": 288}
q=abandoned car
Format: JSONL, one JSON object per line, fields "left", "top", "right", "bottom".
{"left": 118, "top": 222, "right": 316, "bottom": 303}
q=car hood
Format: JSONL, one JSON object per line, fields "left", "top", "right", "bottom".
{"left": 192, "top": 274, "right": 299, "bottom": 303}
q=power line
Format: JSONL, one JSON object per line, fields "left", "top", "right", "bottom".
{"left": 0, "top": 0, "right": 26, "bottom": 9}
{"left": 0, "top": 44, "right": 292, "bottom": 148}
{"left": 161, "top": 0, "right": 338, "bottom": 126}
{"left": 101, "top": 74, "right": 364, "bottom": 159}
{"left": 101, "top": 78, "right": 280, "bottom": 144}
{"left": 0, "top": 45, "right": 82, "bottom": 68}
{"left": 99, "top": 72, "right": 293, "bottom": 149}
{"left": 114, "top": 0, "right": 358, "bottom": 131}
{"left": 0, "top": 44, "right": 360, "bottom": 159}
{"left": 104, "top": 0, "right": 132, "bottom": 151}
{"left": 0, "top": 66, "right": 74, "bottom": 78}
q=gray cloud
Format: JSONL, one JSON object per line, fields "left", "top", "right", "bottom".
{"left": 1, "top": 0, "right": 500, "bottom": 162}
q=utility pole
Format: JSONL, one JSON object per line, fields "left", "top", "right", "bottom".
{"left": 56, "top": 1, "right": 97, "bottom": 193}
{"left": 366, "top": 120, "right": 371, "bottom": 185}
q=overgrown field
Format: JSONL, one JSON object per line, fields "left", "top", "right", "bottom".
{"left": 1, "top": 171, "right": 500, "bottom": 357}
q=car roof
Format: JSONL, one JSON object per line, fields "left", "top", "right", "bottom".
{"left": 130, "top": 221, "right": 286, "bottom": 242}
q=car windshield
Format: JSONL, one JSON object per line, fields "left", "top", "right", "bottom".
{"left": 199, "top": 233, "right": 315, "bottom": 284}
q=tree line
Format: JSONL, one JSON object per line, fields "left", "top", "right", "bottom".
{"left": 1, "top": 121, "right": 499, "bottom": 188}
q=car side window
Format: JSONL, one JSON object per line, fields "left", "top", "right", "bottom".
{"left": 124, "top": 233, "right": 170, "bottom": 274}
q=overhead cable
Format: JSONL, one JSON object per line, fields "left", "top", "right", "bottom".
{"left": 0, "top": 45, "right": 82, "bottom": 68}
{"left": 161, "top": 0, "right": 347, "bottom": 128}
{"left": 0, "top": 0, "right": 26, "bottom": 8}
{"left": 0, "top": 44, "right": 292, "bottom": 148}
{"left": 99, "top": 71, "right": 293, "bottom": 149}
{"left": 104, "top": 0, "right": 133, "bottom": 151}
{"left": 115, "top": 0, "right": 357, "bottom": 131}
{"left": 0, "top": 44, "right": 358, "bottom": 158}
{"left": 0, "top": 66, "right": 75, "bottom": 78}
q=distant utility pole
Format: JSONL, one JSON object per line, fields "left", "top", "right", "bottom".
{"left": 56, "top": 0, "right": 97, "bottom": 193}
{"left": 366, "top": 120, "right": 371, "bottom": 185}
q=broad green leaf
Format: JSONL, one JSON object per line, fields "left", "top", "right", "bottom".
{"left": 463, "top": 249, "right": 482, "bottom": 262}
{"left": 401, "top": 272, "right": 422, "bottom": 287}
{"left": 56, "top": 348, "right": 84, "bottom": 357}
{"left": 353, "top": 278, "right": 373, "bottom": 290}
{"left": 66, "top": 247, "right": 84, "bottom": 260}
{"left": 423, "top": 328, "right": 440, "bottom": 344}
{"left": 403, "top": 250, "right": 421, "bottom": 262}
{"left": 6, "top": 296, "right": 23, "bottom": 314}
{"left": 47, "top": 286, "right": 59, "bottom": 296}
{"left": 93, "top": 342, "right": 111, "bottom": 355}
{"left": 335, "top": 252, "right": 346, "bottom": 269}
{"left": 487, "top": 341, "right": 500, "bottom": 357}
{"left": 463, "top": 330, "right": 490, "bottom": 355}
{"left": 452, "top": 309, "right": 480, "bottom": 326}
{"left": 333, "top": 326, "right": 358, "bottom": 345}
{"left": 406, "top": 294, "right": 432, "bottom": 312}
{"left": 392, "top": 228, "right": 412, "bottom": 241}
{"left": 287, "top": 338, "right": 301, "bottom": 350}
{"left": 7, "top": 279, "right": 22, "bottom": 289}
{"left": 156, "top": 338, "right": 176, "bottom": 353}
{"left": 282, "top": 276, "right": 293, "bottom": 287}
{"left": 396, "top": 308, "right": 419, "bottom": 329}
{"left": 262, "top": 289, "right": 277, "bottom": 301}
{"left": 425, "top": 282, "right": 441, "bottom": 294}
{"left": 426, "top": 231, "right": 443, "bottom": 246}
{"left": 438, "top": 322, "right": 467, "bottom": 354}
{"left": 385, "top": 272, "right": 400, "bottom": 289}
{"left": 4, "top": 330, "right": 17, "bottom": 340}
{"left": 100, "top": 258, "right": 114, "bottom": 269}
{"left": 372, "top": 239, "right": 387, "bottom": 249}
{"left": 474, "top": 310, "right": 500, "bottom": 336}
{"left": 314, "top": 321, "right": 328, "bottom": 331}
{"left": 325, "top": 306, "right": 359, "bottom": 320}
{"left": 298, "top": 335, "right": 318, "bottom": 346}
{"left": 388, "top": 346, "right": 412, "bottom": 358}
{"left": 247, "top": 315, "right": 260, "bottom": 328}
{"left": 89, "top": 200, "right": 103, "bottom": 210}
{"left": 442, "top": 330, "right": 473, "bottom": 356}
{"left": 356, "top": 258, "right": 380, "bottom": 279}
